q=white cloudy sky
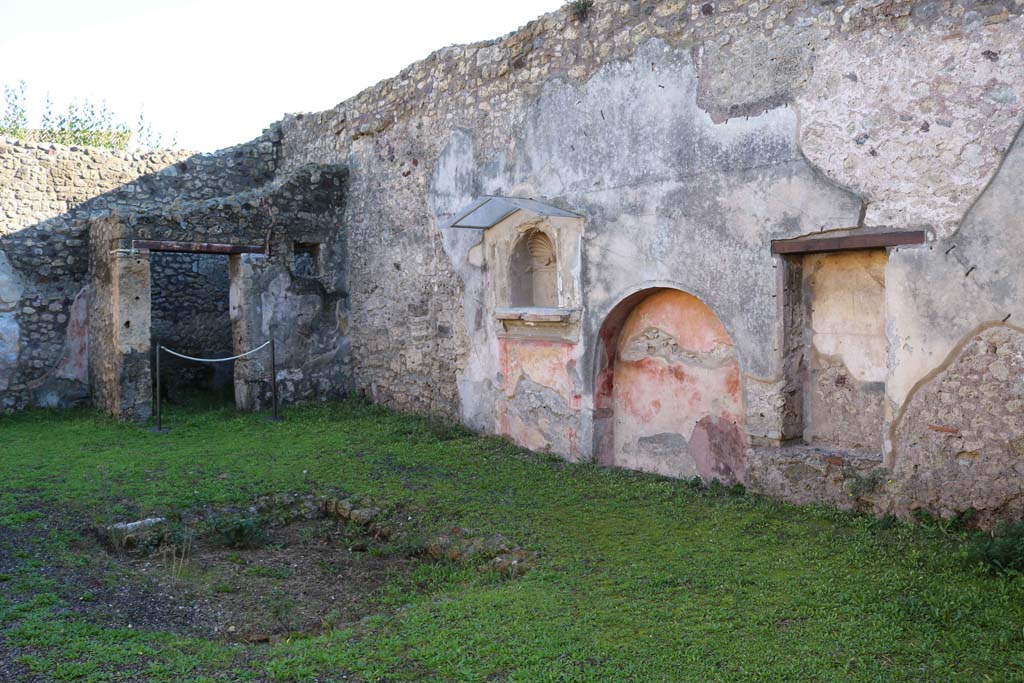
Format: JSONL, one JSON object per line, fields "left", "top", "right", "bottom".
{"left": 0, "top": 0, "right": 562, "bottom": 151}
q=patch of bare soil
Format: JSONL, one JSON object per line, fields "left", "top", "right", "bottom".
{"left": 47, "top": 492, "right": 533, "bottom": 652}
{"left": 124, "top": 519, "right": 417, "bottom": 643}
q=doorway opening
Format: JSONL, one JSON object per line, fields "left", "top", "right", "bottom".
{"left": 150, "top": 251, "right": 234, "bottom": 407}
{"left": 780, "top": 249, "right": 888, "bottom": 453}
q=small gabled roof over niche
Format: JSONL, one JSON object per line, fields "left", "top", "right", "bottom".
{"left": 443, "top": 195, "right": 580, "bottom": 229}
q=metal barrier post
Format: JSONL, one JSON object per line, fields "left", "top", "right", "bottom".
{"left": 155, "top": 342, "right": 163, "bottom": 431}
{"left": 270, "top": 336, "right": 281, "bottom": 421}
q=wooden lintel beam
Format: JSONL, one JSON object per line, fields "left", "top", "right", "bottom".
{"left": 130, "top": 239, "right": 266, "bottom": 255}
{"left": 771, "top": 230, "right": 926, "bottom": 255}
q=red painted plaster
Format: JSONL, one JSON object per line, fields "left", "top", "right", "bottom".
{"left": 605, "top": 289, "right": 746, "bottom": 484}
{"left": 496, "top": 336, "right": 582, "bottom": 458}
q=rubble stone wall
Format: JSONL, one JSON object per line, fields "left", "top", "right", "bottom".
{"left": 3, "top": 0, "right": 1024, "bottom": 524}
{"left": 1, "top": 139, "right": 187, "bottom": 410}
{"left": 86, "top": 162, "right": 349, "bottom": 420}
{"left": 151, "top": 252, "right": 233, "bottom": 397}
{"left": 269, "top": 0, "right": 1024, "bottom": 522}
{"left": 0, "top": 131, "right": 279, "bottom": 411}
{"left": 890, "top": 325, "right": 1024, "bottom": 526}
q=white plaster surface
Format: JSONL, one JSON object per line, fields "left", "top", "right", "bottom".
{"left": 0, "top": 250, "right": 22, "bottom": 311}
{"left": 0, "top": 311, "right": 18, "bottom": 391}
{"left": 806, "top": 251, "right": 888, "bottom": 384}
{"left": 886, "top": 119, "right": 1024, "bottom": 410}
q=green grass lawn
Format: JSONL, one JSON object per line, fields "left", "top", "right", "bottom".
{"left": 1, "top": 400, "right": 1022, "bottom": 682}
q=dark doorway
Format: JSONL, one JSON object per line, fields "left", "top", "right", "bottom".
{"left": 150, "top": 252, "right": 234, "bottom": 405}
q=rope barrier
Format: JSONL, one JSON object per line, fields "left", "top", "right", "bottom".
{"left": 153, "top": 338, "right": 280, "bottom": 430}
{"left": 159, "top": 340, "right": 270, "bottom": 364}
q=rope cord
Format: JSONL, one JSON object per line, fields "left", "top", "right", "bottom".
{"left": 159, "top": 340, "right": 271, "bottom": 364}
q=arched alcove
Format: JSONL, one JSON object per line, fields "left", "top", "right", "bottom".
{"left": 509, "top": 229, "right": 558, "bottom": 307}
{"left": 593, "top": 288, "right": 746, "bottom": 484}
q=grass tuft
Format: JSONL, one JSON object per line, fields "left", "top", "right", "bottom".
{"left": 968, "top": 520, "right": 1024, "bottom": 575}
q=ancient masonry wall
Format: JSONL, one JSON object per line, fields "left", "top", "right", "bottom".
{"left": 99, "top": 162, "right": 352, "bottom": 417}
{"left": 1, "top": 140, "right": 186, "bottom": 410}
{"left": 3, "top": 0, "right": 1024, "bottom": 524}
{"left": 270, "top": 0, "right": 1024, "bottom": 521}
{"left": 274, "top": 0, "right": 1024, "bottom": 420}
{"left": 0, "top": 132, "right": 278, "bottom": 411}
{"left": 82, "top": 154, "right": 350, "bottom": 420}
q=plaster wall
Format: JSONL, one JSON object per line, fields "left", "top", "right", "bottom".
{"left": 4, "top": 0, "right": 1024, "bottom": 523}
{"left": 431, "top": 40, "right": 863, "bottom": 453}
{"left": 262, "top": 0, "right": 1024, "bottom": 520}
{"left": 479, "top": 213, "right": 585, "bottom": 457}
{"left": 88, "top": 215, "right": 153, "bottom": 421}
{"left": 230, "top": 236, "right": 353, "bottom": 413}
{"left": 612, "top": 289, "right": 745, "bottom": 483}
{"left": 803, "top": 250, "right": 888, "bottom": 452}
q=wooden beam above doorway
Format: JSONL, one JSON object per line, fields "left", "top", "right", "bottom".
{"left": 771, "top": 230, "right": 926, "bottom": 256}
{"left": 129, "top": 239, "right": 267, "bottom": 255}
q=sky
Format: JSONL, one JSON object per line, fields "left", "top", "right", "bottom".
{"left": 0, "top": 0, "right": 562, "bottom": 152}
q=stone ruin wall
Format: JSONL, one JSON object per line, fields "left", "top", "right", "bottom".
{"left": 275, "top": 0, "right": 1024, "bottom": 415}
{"left": 272, "top": 0, "right": 1024, "bottom": 522}
{"left": 2, "top": 0, "right": 1024, "bottom": 524}
{"left": 81, "top": 145, "right": 351, "bottom": 420}
{"left": 0, "top": 118, "right": 352, "bottom": 419}
{"left": 150, "top": 163, "right": 353, "bottom": 415}
{"left": 0, "top": 139, "right": 188, "bottom": 410}
{"left": 0, "top": 131, "right": 280, "bottom": 412}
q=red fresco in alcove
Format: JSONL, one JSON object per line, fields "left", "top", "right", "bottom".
{"left": 602, "top": 289, "right": 746, "bottom": 484}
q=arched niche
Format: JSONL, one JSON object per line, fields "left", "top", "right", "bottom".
{"left": 593, "top": 288, "right": 746, "bottom": 484}
{"left": 509, "top": 229, "right": 558, "bottom": 308}
{"left": 443, "top": 196, "right": 584, "bottom": 342}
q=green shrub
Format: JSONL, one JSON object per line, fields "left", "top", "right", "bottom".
{"left": 208, "top": 514, "right": 269, "bottom": 549}
{"left": 1, "top": 80, "right": 173, "bottom": 150}
{"left": 868, "top": 514, "right": 901, "bottom": 531}
{"left": 567, "top": 0, "right": 595, "bottom": 22}
{"left": 846, "top": 467, "right": 888, "bottom": 499}
{"left": 913, "top": 507, "right": 977, "bottom": 534}
{"left": 967, "top": 521, "right": 1024, "bottom": 574}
